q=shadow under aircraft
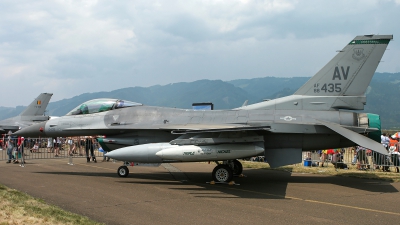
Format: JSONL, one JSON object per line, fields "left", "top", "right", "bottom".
{"left": 34, "top": 165, "right": 398, "bottom": 200}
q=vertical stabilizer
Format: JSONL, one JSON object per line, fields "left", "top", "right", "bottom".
{"left": 238, "top": 35, "right": 393, "bottom": 111}
{"left": 294, "top": 35, "right": 393, "bottom": 96}
{"left": 19, "top": 93, "right": 53, "bottom": 116}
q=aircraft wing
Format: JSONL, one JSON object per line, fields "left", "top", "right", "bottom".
{"left": 104, "top": 121, "right": 384, "bottom": 152}
{"left": 318, "top": 120, "right": 388, "bottom": 155}
{"left": 162, "top": 120, "right": 386, "bottom": 155}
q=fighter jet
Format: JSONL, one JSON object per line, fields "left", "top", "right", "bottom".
{"left": 0, "top": 93, "right": 53, "bottom": 133}
{"left": 15, "top": 35, "right": 392, "bottom": 183}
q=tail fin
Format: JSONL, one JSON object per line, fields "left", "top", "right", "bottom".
{"left": 19, "top": 93, "right": 53, "bottom": 116}
{"left": 238, "top": 35, "right": 393, "bottom": 111}
{"left": 295, "top": 35, "right": 393, "bottom": 96}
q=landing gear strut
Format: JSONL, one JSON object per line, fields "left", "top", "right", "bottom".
{"left": 231, "top": 159, "right": 243, "bottom": 175}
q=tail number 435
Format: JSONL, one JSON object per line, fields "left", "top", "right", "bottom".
{"left": 314, "top": 83, "right": 342, "bottom": 93}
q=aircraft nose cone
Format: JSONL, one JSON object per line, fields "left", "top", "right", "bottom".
{"left": 13, "top": 121, "right": 47, "bottom": 137}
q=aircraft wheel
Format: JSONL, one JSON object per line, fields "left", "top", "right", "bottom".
{"left": 212, "top": 165, "right": 233, "bottom": 183}
{"left": 117, "top": 166, "right": 129, "bottom": 177}
{"left": 231, "top": 159, "right": 243, "bottom": 175}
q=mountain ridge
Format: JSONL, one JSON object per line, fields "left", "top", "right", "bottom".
{"left": 1, "top": 72, "right": 399, "bottom": 129}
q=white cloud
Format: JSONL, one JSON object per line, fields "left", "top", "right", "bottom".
{"left": 0, "top": 0, "right": 399, "bottom": 107}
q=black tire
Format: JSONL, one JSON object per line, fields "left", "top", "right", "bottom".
{"left": 231, "top": 159, "right": 243, "bottom": 175}
{"left": 117, "top": 166, "right": 129, "bottom": 177}
{"left": 212, "top": 165, "right": 233, "bottom": 183}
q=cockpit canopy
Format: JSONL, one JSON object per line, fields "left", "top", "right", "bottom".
{"left": 66, "top": 99, "right": 142, "bottom": 115}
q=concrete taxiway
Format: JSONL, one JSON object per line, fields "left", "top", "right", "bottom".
{"left": 0, "top": 158, "right": 399, "bottom": 225}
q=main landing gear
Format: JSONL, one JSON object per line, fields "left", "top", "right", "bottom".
{"left": 211, "top": 159, "right": 243, "bottom": 183}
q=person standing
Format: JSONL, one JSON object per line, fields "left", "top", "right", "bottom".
{"left": 67, "top": 137, "right": 74, "bottom": 156}
{"left": 381, "top": 133, "right": 390, "bottom": 150}
{"left": 85, "top": 136, "right": 97, "bottom": 163}
{"left": 17, "top": 136, "right": 25, "bottom": 164}
{"left": 2, "top": 134, "right": 5, "bottom": 150}
{"left": 47, "top": 137, "right": 53, "bottom": 153}
{"left": 320, "top": 149, "right": 327, "bottom": 167}
{"left": 78, "top": 136, "right": 85, "bottom": 156}
{"left": 6, "top": 139, "right": 15, "bottom": 163}
{"left": 54, "top": 137, "right": 61, "bottom": 156}
{"left": 356, "top": 146, "right": 367, "bottom": 170}
{"left": 389, "top": 135, "right": 400, "bottom": 173}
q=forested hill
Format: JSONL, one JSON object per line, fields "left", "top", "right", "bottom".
{"left": 363, "top": 73, "right": 400, "bottom": 129}
{"left": 1, "top": 72, "right": 399, "bottom": 129}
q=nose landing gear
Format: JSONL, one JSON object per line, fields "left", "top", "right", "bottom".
{"left": 117, "top": 165, "right": 129, "bottom": 177}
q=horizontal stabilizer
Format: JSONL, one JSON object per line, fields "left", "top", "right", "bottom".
{"left": 318, "top": 120, "right": 387, "bottom": 155}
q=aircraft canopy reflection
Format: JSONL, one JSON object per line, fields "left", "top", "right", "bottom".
{"left": 67, "top": 99, "right": 143, "bottom": 115}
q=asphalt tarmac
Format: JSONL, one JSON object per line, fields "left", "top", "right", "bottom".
{"left": 0, "top": 158, "right": 399, "bottom": 225}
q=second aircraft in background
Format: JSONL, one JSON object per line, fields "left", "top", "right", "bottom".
{"left": 0, "top": 93, "right": 53, "bottom": 134}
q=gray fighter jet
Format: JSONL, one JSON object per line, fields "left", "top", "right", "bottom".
{"left": 15, "top": 35, "right": 392, "bottom": 182}
{"left": 0, "top": 93, "right": 53, "bottom": 133}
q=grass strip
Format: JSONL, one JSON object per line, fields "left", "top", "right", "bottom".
{"left": 0, "top": 184, "right": 104, "bottom": 225}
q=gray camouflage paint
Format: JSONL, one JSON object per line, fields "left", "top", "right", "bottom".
{"left": 15, "top": 35, "right": 393, "bottom": 168}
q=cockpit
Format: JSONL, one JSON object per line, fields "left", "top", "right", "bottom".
{"left": 66, "top": 99, "right": 142, "bottom": 116}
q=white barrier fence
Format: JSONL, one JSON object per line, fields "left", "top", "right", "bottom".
{"left": 0, "top": 137, "right": 106, "bottom": 166}
{"left": 1, "top": 138, "right": 399, "bottom": 172}
{"left": 302, "top": 148, "right": 400, "bottom": 172}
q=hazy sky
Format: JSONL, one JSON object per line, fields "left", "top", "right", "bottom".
{"left": 1, "top": 0, "right": 399, "bottom": 107}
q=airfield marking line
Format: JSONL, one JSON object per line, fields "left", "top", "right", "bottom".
{"left": 303, "top": 199, "right": 400, "bottom": 216}
{"left": 208, "top": 185, "right": 400, "bottom": 216}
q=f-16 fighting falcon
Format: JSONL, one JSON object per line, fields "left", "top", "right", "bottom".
{"left": 0, "top": 93, "right": 53, "bottom": 133}
{"left": 15, "top": 35, "right": 393, "bottom": 183}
